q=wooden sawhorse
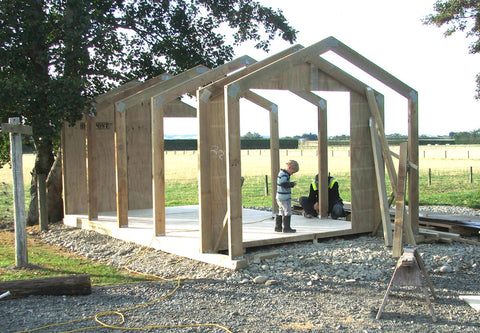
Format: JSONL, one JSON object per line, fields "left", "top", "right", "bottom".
{"left": 376, "top": 246, "right": 437, "bottom": 322}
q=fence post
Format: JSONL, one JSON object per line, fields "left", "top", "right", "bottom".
{"left": 428, "top": 168, "right": 431, "bottom": 186}
{"left": 264, "top": 175, "right": 269, "bottom": 196}
{"left": 2, "top": 117, "right": 32, "bottom": 268}
{"left": 470, "top": 166, "right": 473, "bottom": 184}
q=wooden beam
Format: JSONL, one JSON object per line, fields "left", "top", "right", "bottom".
{"left": 86, "top": 115, "right": 98, "bottom": 220}
{"left": 408, "top": 94, "right": 419, "bottom": 233}
{"left": 365, "top": 87, "right": 398, "bottom": 197}
{"left": 202, "top": 45, "right": 302, "bottom": 99}
{"left": 392, "top": 142, "right": 408, "bottom": 258}
{"left": 291, "top": 91, "right": 328, "bottom": 217}
{"left": 390, "top": 150, "right": 418, "bottom": 170}
{"left": 270, "top": 107, "right": 280, "bottom": 213}
{"left": 243, "top": 90, "right": 280, "bottom": 213}
{"left": 228, "top": 39, "right": 334, "bottom": 96}
{"left": 147, "top": 56, "right": 256, "bottom": 113}
{"left": 152, "top": 99, "right": 166, "bottom": 236}
{"left": 329, "top": 37, "right": 415, "bottom": 98}
{"left": 114, "top": 105, "right": 128, "bottom": 228}
{"left": 317, "top": 99, "right": 328, "bottom": 218}
{"left": 197, "top": 92, "right": 227, "bottom": 252}
{"left": 197, "top": 90, "right": 213, "bottom": 252}
{"left": 225, "top": 84, "right": 243, "bottom": 259}
{"left": 369, "top": 117, "right": 393, "bottom": 247}
{"left": 1, "top": 123, "right": 32, "bottom": 136}
{"left": 116, "top": 65, "right": 210, "bottom": 110}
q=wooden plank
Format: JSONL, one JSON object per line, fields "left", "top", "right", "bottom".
{"left": 389, "top": 150, "right": 418, "bottom": 170}
{"left": 203, "top": 45, "right": 301, "bottom": 99}
{"left": 317, "top": 99, "right": 328, "bottom": 217}
{"left": 270, "top": 103, "right": 280, "bottom": 213}
{"left": 152, "top": 100, "right": 166, "bottom": 236}
{"left": 114, "top": 106, "right": 128, "bottom": 227}
{"left": 408, "top": 95, "right": 419, "bottom": 233}
{"left": 150, "top": 56, "right": 257, "bottom": 112}
{"left": 225, "top": 84, "right": 243, "bottom": 259}
{"left": 289, "top": 91, "right": 328, "bottom": 217}
{"left": 198, "top": 93, "right": 227, "bottom": 252}
{"left": 369, "top": 117, "right": 393, "bottom": 247}
{"left": 117, "top": 65, "right": 210, "bottom": 110}
{"left": 392, "top": 142, "right": 408, "bottom": 258}
{"left": 86, "top": 115, "right": 98, "bottom": 220}
{"left": 197, "top": 91, "right": 212, "bottom": 252}
{"left": 243, "top": 90, "right": 279, "bottom": 212}
{"left": 229, "top": 39, "right": 332, "bottom": 95}
{"left": 365, "top": 87, "right": 398, "bottom": 197}
{"left": 330, "top": 37, "right": 415, "bottom": 98}
{"left": 1, "top": 123, "right": 32, "bottom": 135}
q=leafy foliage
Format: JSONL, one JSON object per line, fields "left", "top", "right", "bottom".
{"left": 0, "top": 0, "right": 297, "bottom": 164}
{"left": 423, "top": 0, "right": 480, "bottom": 99}
{"left": 451, "top": 128, "right": 480, "bottom": 143}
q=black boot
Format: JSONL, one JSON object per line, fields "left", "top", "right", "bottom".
{"left": 274, "top": 215, "right": 283, "bottom": 232}
{"left": 283, "top": 215, "right": 296, "bottom": 233}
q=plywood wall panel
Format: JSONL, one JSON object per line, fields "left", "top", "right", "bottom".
{"left": 350, "top": 92, "right": 378, "bottom": 233}
{"left": 126, "top": 101, "right": 153, "bottom": 210}
{"left": 62, "top": 122, "right": 87, "bottom": 214}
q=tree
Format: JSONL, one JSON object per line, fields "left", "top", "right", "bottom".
{"left": 0, "top": 0, "right": 297, "bottom": 225}
{"left": 423, "top": 0, "right": 480, "bottom": 99}
{"left": 242, "top": 131, "right": 263, "bottom": 139}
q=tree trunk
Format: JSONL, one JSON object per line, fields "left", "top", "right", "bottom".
{"left": 46, "top": 149, "right": 64, "bottom": 223}
{"left": 26, "top": 140, "right": 62, "bottom": 226}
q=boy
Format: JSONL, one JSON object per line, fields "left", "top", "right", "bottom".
{"left": 275, "top": 160, "right": 299, "bottom": 233}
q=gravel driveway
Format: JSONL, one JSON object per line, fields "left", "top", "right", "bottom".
{"left": 1, "top": 206, "right": 480, "bottom": 332}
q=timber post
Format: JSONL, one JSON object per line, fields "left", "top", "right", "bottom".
{"left": 1, "top": 117, "right": 32, "bottom": 267}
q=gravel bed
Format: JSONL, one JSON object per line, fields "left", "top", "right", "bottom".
{"left": 1, "top": 206, "right": 480, "bottom": 332}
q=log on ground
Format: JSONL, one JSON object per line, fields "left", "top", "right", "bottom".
{"left": 0, "top": 274, "right": 91, "bottom": 299}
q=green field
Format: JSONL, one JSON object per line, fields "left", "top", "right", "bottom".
{"left": 0, "top": 145, "right": 478, "bottom": 282}
{"left": 163, "top": 145, "right": 480, "bottom": 209}
{"left": 0, "top": 145, "right": 479, "bottom": 225}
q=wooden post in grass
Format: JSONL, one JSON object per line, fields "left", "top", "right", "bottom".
{"left": 1, "top": 117, "right": 32, "bottom": 268}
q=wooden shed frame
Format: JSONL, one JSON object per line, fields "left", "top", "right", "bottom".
{"left": 62, "top": 36, "right": 418, "bottom": 267}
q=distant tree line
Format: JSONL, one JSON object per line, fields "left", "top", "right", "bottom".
{"left": 240, "top": 129, "right": 480, "bottom": 145}
{"left": 449, "top": 129, "right": 480, "bottom": 144}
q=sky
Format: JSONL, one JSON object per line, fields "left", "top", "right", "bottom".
{"left": 164, "top": 0, "right": 479, "bottom": 138}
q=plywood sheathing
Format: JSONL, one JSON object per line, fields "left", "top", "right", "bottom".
{"left": 123, "top": 55, "right": 258, "bottom": 234}
{"left": 62, "top": 66, "right": 210, "bottom": 217}
{"left": 197, "top": 45, "right": 302, "bottom": 254}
